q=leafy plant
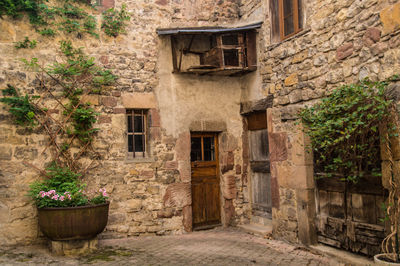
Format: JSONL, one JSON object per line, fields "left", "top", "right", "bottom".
{"left": 299, "top": 77, "right": 397, "bottom": 183}
{"left": 1, "top": 0, "right": 98, "bottom": 38}
{"left": 28, "top": 163, "right": 108, "bottom": 208}
{"left": 15, "top": 37, "right": 37, "bottom": 49}
{"left": 101, "top": 4, "right": 130, "bottom": 37}
{"left": 38, "top": 28, "right": 56, "bottom": 36}
{"left": 0, "top": 84, "right": 39, "bottom": 126}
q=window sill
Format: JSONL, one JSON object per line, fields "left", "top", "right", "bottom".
{"left": 267, "top": 28, "right": 311, "bottom": 51}
{"left": 124, "top": 157, "right": 155, "bottom": 164}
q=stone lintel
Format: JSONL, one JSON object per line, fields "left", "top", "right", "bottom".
{"left": 189, "top": 120, "right": 227, "bottom": 132}
{"left": 121, "top": 93, "right": 157, "bottom": 109}
{"left": 240, "top": 95, "right": 274, "bottom": 115}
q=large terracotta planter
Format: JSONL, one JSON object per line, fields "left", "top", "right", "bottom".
{"left": 37, "top": 202, "right": 109, "bottom": 241}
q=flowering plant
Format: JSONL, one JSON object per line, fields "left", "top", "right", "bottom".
{"left": 28, "top": 163, "right": 109, "bottom": 208}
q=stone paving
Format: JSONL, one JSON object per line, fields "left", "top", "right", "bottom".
{"left": 0, "top": 227, "right": 343, "bottom": 265}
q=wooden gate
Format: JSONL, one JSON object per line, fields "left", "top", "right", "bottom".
{"left": 247, "top": 112, "right": 272, "bottom": 218}
{"left": 191, "top": 133, "right": 221, "bottom": 229}
{"left": 316, "top": 176, "right": 387, "bottom": 256}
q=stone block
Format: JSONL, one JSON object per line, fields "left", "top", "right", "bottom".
{"left": 113, "top": 107, "right": 126, "bottom": 114}
{"left": 150, "top": 127, "right": 161, "bottom": 142}
{"left": 292, "top": 50, "right": 308, "bottom": 64}
{"left": 178, "top": 160, "right": 191, "bottom": 182}
{"left": 363, "top": 27, "right": 381, "bottom": 46}
{"left": 50, "top": 238, "right": 98, "bottom": 256}
{"left": 125, "top": 199, "right": 142, "bottom": 211}
{"left": 98, "top": 115, "right": 111, "bottom": 124}
{"left": 189, "top": 120, "right": 227, "bottom": 132}
{"left": 14, "top": 147, "right": 37, "bottom": 160}
{"left": 176, "top": 132, "right": 190, "bottom": 161}
{"left": 0, "top": 146, "right": 12, "bottom": 160}
{"left": 121, "top": 93, "right": 157, "bottom": 109}
{"left": 284, "top": 73, "right": 298, "bottom": 87}
{"left": 223, "top": 199, "right": 235, "bottom": 226}
{"left": 164, "top": 161, "right": 178, "bottom": 169}
{"left": 182, "top": 205, "right": 192, "bottom": 232}
{"left": 380, "top": 2, "right": 400, "bottom": 34}
{"left": 81, "top": 95, "right": 100, "bottom": 105}
{"left": 269, "top": 132, "right": 288, "bottom": 162}
{"left": 296, "top": 188, "right": 317, "bottom": 245}
{"left": 222, "top": 175, "right": 237, "bottom": 200}
{"left": 290, "top": 128, "right": 313, "bottom": 166}
{"left": 146, "top": 185, "right": 160, "bottom": 194}
{"left": 140, "top": 170, "right": 154, "bottom": 178}
{"left": 220, "top": 133, "right": 238, "bottom": 152}
{"left": 0, "top": 20, "right": 15, "bottom": 42}
{"left": 149, "top": 108, "right": 161, "bottom": 127}
{"left": 157, "top": 208, "right": 174, "bottom": 218}
{"left": 102, "top": 96, "right": 117, "bottom": 107}
{"left": 336, "top": 42, "right": 353, "bottom": 60}
{"left": 163, "top": 183, "right": 191, "bottom": 208}
{"left": 112, "top": 91, "right": 121, "bottom": 97}
{"left": 221, "top": 151, "right": 234, "bottom": 174}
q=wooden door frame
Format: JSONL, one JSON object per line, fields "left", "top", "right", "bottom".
{"left": 190, "top": 132, "right": 222, "bottom": 230}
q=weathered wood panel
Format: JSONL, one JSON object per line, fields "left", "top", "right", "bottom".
{"left": 316, "top": 176, "right": 387, "bottom": 256}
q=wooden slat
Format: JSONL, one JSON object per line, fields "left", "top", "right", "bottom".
{"left": 246, "top": 31, "right": 257, "bottom": 69}
{"left": 270, "top": 0, "right": 280, "bottom": 43}
{"left": 247, "top": 111, "right": 267, "bottom": 131}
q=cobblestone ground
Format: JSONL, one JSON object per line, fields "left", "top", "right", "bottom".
{"left": 0, "top": 227, "right": 342, "bottom": 265}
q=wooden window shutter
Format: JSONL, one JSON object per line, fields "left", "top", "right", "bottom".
{"left": 270, "top": 0, "right": 281, "bottom": 43}
{"left": 247, "top": 111, "right": 267, "bottom": 131}
{"left": 246, "top": 31, "right": 257, "bottom": 69}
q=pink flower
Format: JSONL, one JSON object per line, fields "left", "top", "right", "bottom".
{"left": 48, "top": 190, "right": 56, "bottom": 195}
{"left": 60, "top": 196, "right": 65, "bottom": 201}
{"left": 51, "top": 194, "right": 59, "bottom": 200}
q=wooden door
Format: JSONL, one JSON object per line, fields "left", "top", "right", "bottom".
{"left": 247, "top": 112, "right": 272, "bottom": 218}
{"left": 316, "top": 176, "right": 387, "bottom": 256}
{"left": 191, "top": 133, "right": 221, "bottom": 229}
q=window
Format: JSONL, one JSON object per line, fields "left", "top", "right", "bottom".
{"left": 157, "top": 24, "right": 261, "bottom": 76}
{"left": 271, "top": 0, "right": 303, "bottom": 41}
{"left": 126, "top": 109, "right": 147, "bottom": 158}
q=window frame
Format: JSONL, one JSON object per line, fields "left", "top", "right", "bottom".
{"left": 126, "top": 109, "right": 148, "bottom": 158}
{"left": 275, "top": 0, "right": 303, "bottom": 41}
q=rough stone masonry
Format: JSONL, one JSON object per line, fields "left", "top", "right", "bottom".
{"left": 0, "top": 0, "right": 399, "bottom": 252}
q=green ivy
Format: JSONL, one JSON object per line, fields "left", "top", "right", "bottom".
{"left": 0, "top": 84, "right": 39, "bottom": 126}
{"left": 299, "top": 77, "right": 399, "bottom": 183}
{"left": 101, "top": 4, "right": 130, "bottom": 37}
{"left": 14, "top": 37, "right": 37, "bottom": 49}
{"left": 1, "top": 0, "right": 98, "bottom": 38}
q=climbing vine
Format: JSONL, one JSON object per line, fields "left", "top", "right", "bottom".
{"left": 1, "top": 40, "right": 117, "bottom": 171}
{"left": 0, "top": 0, "right": 130, "bottom": 38}
{"left": 101, "top": 4, "right": 130, "bottom": 37}
{"left": 299, "top": 76, "right": 399, "bottom": 183}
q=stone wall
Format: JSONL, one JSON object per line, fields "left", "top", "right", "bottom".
{"left": 0, "top": 0, "right": 249, "bottom": 246}
{"left": 256, "top": 0, "right": 400, "bottom": 244}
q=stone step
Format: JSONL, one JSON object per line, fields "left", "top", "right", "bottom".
{"left": 251, "top": 215, "right": 272, "bottom": 226}
{"left": 238, "top": 223, "right": 273, "bottom": 237}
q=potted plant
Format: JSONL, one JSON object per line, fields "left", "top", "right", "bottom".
{"left": 0, "top": 41, "right": 117, "bottom": 241}
{"left": 29, "top": 163, "right": 109, "bottom": 240}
